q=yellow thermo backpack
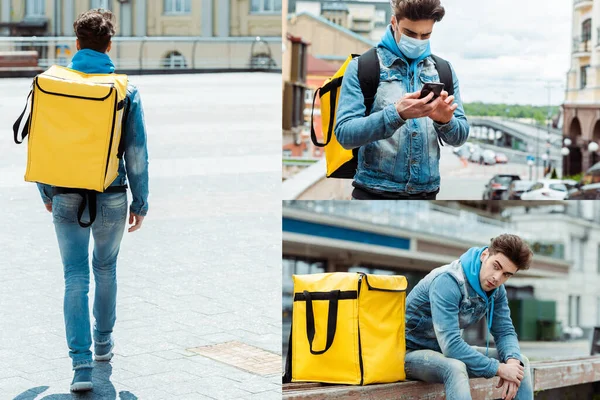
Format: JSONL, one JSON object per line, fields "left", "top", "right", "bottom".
{"left": 13, "top": 65, "right": 130, "bottom": 227}
{"left": 311, "top": 47, "right": 454, "bottom": 179}
{"left": 283, "top": 272, "right": 408, "bottom": 385}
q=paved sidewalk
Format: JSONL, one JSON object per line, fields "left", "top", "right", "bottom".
{"left": 0, "top": 73, "right": 282, "bottom": 399}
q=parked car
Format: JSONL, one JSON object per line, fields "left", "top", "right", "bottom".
{"left": 482, "top": 174, "right": 521, "bottom": 200}
{"left": 520, "top": 180, "right": 568, "bottom": 200}
{"left": 480, "top": 150, "right": 497, "bottom": 165}
{"left": 468, "top": 145, "right": 482, "bottom": 163}
{"left": 564, "top": 162, "right": 600, "bottom": 199}
{"left": 504, "top": 180, "right": 534, "bottom": 200}
{"left": 495, "top": 152, "right": 508, "bottom": 164}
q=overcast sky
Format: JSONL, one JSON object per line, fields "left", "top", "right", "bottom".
{"left": 428, "top": 0, "right": 572, "bottom": 106}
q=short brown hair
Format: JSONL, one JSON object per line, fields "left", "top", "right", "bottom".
{"left": 391, "top": 0, "right": 445, "bottom": 22}
{"left": 488, "top": 234, "right": 533, "bottom": 271}
{"left": 73, "top": 9, "right": 116, "bottom": 53}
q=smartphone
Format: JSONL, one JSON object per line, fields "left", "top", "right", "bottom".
{"left": 419, "top": 82, "right": 445, "bottom": 103}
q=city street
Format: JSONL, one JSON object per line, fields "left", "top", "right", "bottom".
{"left": 438, "top": 145, "right": 550, "bottom": 200}
{"left": 0, "top": 73, "right": 282, "bottom": 399}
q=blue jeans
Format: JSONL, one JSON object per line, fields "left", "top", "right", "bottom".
{"left": 52, "top": 192, "right": 127, "bottom": 368}
{"left": 405, "top": 347, "right": 533, "bottom": 400}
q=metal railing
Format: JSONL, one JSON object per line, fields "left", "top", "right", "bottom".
{"left": 573, "top": 36, "right": 591, "bottom": 54}
{"left": 0, "top": 36, "right": 282, "bottom": 71}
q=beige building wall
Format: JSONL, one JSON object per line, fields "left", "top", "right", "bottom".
{"left": 287, "top": 13, "right": 373, "bottom": 64}
{"left": 231, "top": 0, "right": 280, "bottom": 37}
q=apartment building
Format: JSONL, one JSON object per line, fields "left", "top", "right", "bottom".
{"left": 0, "top": 0, "right": 282, "bottom": 70}
{"left": 563, "top": 0, "right": 600, "bottom": 175}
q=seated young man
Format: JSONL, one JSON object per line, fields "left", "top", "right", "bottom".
{"left": 404, "top": 234, "right": 533, "bottom": 400}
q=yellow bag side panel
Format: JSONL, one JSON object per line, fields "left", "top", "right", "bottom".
{"left": 319, "top": 55, "right": 356, "bottom": 177}
{"left": 103, "top": 107, "right": 124, "bottom": 188}
{"left": 24, "top": 66, "right": 128, "bottom": 191}
{"left": 291, "top": 273, "right": 361, "bottom": 384}
{"left": 359, "top": 275, "right": 407, "bottom": 384}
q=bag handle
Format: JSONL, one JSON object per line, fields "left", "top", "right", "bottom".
{"left": 13, "top": 90, "right": 33, "bottom": 144}
{"left": 304, "top": 289, "right": 339, "bottom": 355}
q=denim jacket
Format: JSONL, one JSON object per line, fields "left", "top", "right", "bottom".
{"left": 37, "top": 49, "right": 149, "bottom": 216}
{"left": 335, "top": 45, "right": 469, "bottom": 194}
{"left": 405, "top": 259, "right": 522, "bottom": 378}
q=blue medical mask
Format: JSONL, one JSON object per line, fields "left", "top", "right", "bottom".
{"left": 396, "top": 31, "right": 429, "bottom": 59}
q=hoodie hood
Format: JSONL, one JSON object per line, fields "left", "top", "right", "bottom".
{"left": 459, "top": 246, "right": 497, "bottom": 356}
{"left": 68, "top": 48, "right": 115, "bottom": 74}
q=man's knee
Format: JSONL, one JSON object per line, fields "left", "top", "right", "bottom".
{"left": 519, "top": 353, "right": 530, "bottom": 367}
{"left": 445, "top": 358, "right": 468, "bottom": 378}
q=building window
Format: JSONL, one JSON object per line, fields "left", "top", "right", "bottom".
{"left": 251, "top": 0, "right": 282, "bottom": 13}
{"left": 582, "top": 18, "right": 592, "bottom": 42}
{"left": 91, "top": 0, "right": 111, "bottom": 10}
{"left": 581, "top": 65, "right": 589, "bottom": 89}
{"left": 569, "top": 295, "right": 581, "bottom": 326}
{"left": 26, "top": 0, "right": 45, "bottom": 18}
{"left": 164, "top": 0, "right": 191, "bottom": 14}
{"left": 162, "top": 51, "right": 187, "bottom": 69}
{"left": 571, "top": 237, "right": 584, "bottom": 271}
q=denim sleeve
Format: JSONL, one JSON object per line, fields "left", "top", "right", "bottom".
{"left": 432, "top": 61, "right": 470, "bottom": 147}
{"left": 123, "top": 87, "right": 149, "bottom": 217}
{"left": 490, "top": 286, "right": 523, "bottom": 364}
{"left": 36, "top": 183, "right": 52, "bottom": 205}
{"left": 334, "top": 58, "right": 406, "bottom": 149}
{"left": 430, "top": 274, "right": 500, "bottom": 378}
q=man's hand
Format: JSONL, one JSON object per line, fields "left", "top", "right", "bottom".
{"left": 497, "top": 362, "right": 524, "bottom": 385}
{"left": 44, "top": 203, "right": 52, "bottom": 213}
{"left": 395, "top": 90, "right": 443, "bottom": 121}
{"left": 496, "top": 378, "right": 519, "bottom": 400}
{"left": 428, "top": 90, "right": 458, "bottom": 124}
{"left": 128, "top": 212, "right": 145, "bottom": 233}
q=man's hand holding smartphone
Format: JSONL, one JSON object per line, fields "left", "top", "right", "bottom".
{"left": 394, "top": 82, "right": 457, "bottom": 123}
{"left": 428, "top": 90, "right": 458, "bottom": 124}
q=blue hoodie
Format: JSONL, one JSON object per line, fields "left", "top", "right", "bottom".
{"left": 460, "top": 246, "right": 496, "bottom": 356}
{"left": 36, "top": 48, "right": 149, "bottom": 216}
{"left": 404, "top": 248, "right": 523, "bottom": 378}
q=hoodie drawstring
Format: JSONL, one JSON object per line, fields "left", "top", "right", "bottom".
{"left": 485, "top": 295, "right": 495, "bottom": 356}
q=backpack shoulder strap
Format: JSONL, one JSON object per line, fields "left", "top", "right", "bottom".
{"left": 357, "top": 47, "right": 380, "bottom": 117}
{"left": 430, "top": 54, "right": 454, "bottom": 96}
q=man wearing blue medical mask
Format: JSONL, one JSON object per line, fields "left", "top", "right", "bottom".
{"left": 335, "top": 0, "right": 470, "bottom": 200}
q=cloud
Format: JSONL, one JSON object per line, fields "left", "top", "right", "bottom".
{"left": 430, "top": 0, "right": 573, "bottom": 104}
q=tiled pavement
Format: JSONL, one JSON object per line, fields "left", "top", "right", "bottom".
{"left": 0, "top": 72, "right": 282, "bottom": 399}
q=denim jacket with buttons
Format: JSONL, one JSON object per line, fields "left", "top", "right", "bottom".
{"left": 334, "top": 45, "right": 470, "bottom": 194}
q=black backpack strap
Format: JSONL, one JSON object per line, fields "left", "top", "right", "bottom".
{"left": 430, "top": 54, "right": 454, "bottom": 97}
{"left": 357, "top": 47, "right": 380, "bottom": 117}
{"left": 430, "top": 55, "right": 455, "bottom": 147}
{"left": 117, "top": 96, "right": 130, "bottom": 159}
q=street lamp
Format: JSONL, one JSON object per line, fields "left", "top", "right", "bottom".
{"left": 541, "top": 153, "right": 549, "bottom": 177}
{"left": 589, "top": 141, "right": 599, "bottom": 168}
{"left": 561, "top": 147, "right": 571, "bottom": 178}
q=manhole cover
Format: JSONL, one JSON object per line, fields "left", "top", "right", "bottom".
{"left": 188, "top": 341, "right": 281, "bottom": 376}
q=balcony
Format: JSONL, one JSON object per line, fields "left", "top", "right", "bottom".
{"left": 573, "top": 36, "right": 592, "bottom": 57}
{"left": 574, "top": 0, "right": 593, "bottom": 10}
